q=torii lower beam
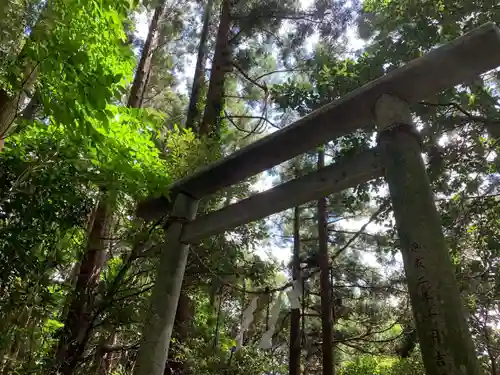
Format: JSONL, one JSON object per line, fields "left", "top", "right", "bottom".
{"left": 181, "top": 149, "right": 382, "bottom": 244}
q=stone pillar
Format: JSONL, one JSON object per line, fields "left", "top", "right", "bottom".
{"left": 374, "top": 94, "right": 480, "bottom": 375}
{"left": 133, "top": 193, "right": 199, "bottom": 375}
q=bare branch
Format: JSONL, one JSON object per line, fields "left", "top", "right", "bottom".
{"left": 231, "top": 62, "right": 268, "bottom": 92}
{"left": 101, "top": 342, "right": 140, "bottom": 353}
{"left": 254, "top": 68, "right": 311, "bottom": 82}
{"left": 419, "top": 100, "right": 477, "bottom": 118}
{"left": 111, "top": 284, "right": 155, "bottom": 303}
{"left": 223, "top": 110, "right": 265, "bottom": 137}
{"left": 228, "top": 28, "right": 244, "bottom": 45}
{"left": 224, "top": 114, "right": 279, "bottom": 129}
{"left": 331, "top": 201, "right": 391, "bottom": 262}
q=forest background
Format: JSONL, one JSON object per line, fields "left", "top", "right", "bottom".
{"left": 0, "top": 0, "right": 498, "bottom": 374}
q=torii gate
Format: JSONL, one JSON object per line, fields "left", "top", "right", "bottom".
{"left": 133, "top": 23, "right": 500, "bottom": 375}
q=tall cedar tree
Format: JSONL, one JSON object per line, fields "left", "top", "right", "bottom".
{"left": 185, "top": 0, "right": 214, "bottom": 131}
{"left": 199, "top": 0, "right": 232, "bottom": 136}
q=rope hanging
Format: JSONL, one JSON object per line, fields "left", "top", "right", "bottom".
{"left": 213, "top": 284, "right": 223, "bottom": 349}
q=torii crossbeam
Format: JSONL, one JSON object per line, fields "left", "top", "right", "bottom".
{"left": 133, "top": 23, "right": 500, "bottom": 375}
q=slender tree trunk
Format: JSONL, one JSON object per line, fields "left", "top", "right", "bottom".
{"left": 0, "top": 3, "right": 50, "bottom": 141}
{"left": 199, "top": 0, "right": 232, "bottom": 136}
{"left": 133, "top": 4, "right": 225, "bottom": 373}
{"left": 61, "top": 262, "right": 81, "bottom": 320}
{"left": 91, "top": 330, "right": 118, "bottom": 375}
{"left": 209, "top": 279, "right": 219, "bottom": 307}
{"left": 103, "top": 331, "right": 118, "bottom": 374}
{"left": 0, "top": 64, "right": 38, "bottom": 139}
{"left": 302, "top": 277, "right": 308, "bottom": 375}
{"left": 160, "top": 4, "right": 230, "bottom": 365}
{"left": 0, "top": 308, "right": 18, "bottom": 370}
{"left": 482, "top": 316, "right": 497, "bottom": 375}
{"left": 289, "top": 206, "right": 301, "bottom": 375}
{"left": 166, "top": 292, "right": 194, "bottom": 375}
{"left": 20, "top": 91, "right": 40, "bottom": 121}
{"left": 18, "top": 307, "right": 35, "bottom": 369}
{"left": 90, "top": 335, "right": 107, "bottom": 375}
{"left": 1, "top": 306, "right": 31, "bottom": 375}
{"left": 213, "top": 286, "right": 223, "bottom": 349}
{"left": 185, "top": 0, "right": 214, "bottom": 131}
{"left": 51, "top": 194, "right": 113, "bottom": 375}
{"left": 127, "top": 0, "right": 167, "bottom": 108}
{"left": 317, "top": 148, "right": 334, "bottom": 375}
{"left": 240, "top": 278, "right": 247, "bottom": 344}
{"left": 487, "top": 345, "right": 497, "bottom": 375}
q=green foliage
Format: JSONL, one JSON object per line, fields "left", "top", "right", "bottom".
{"left": 36, "top": 0, "right": 134, "bottom": 135}
{"left": 1, "top": 0, "right": 499, "bottom": 373}
{"left": 339, "top": 355, "right": 424, "bottom": 375}
{"left": 0, "top": 124, "right": 92, "bottom": 284}
{"left": 0, "top": 0, "right": 135, "bottom": 138}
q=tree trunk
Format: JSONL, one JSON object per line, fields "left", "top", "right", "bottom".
{"left": 51, "top": 194, "right": 113, "bottom": 375}
{"left": 1, "top": 305, "right": 31, "bottom": 375}
{"left": 127, "top": 0, "right": 168, "bottom": 108}
{"left": 483, "top": 318, "right": 497, "bottom": 375}
{"left": 133, "top": 4, "right": 224, "bottom": 372}
{"left": 0, "top": 307, "right": 19, "bottom": 369}
{"left": 165, "top": 292, "right": 194, "bottom": 375}
{"left": 20, "top": 91, "right": 40, "bottom": 121}
{"left": 102, "top": 332, "right": 118, "bottom": 374}
{"left": 487, "top": 344, "right": 497, "bottom": 375}
{"left": 90, "top": 335, "right": 107, "bottom": 375}
{"left": 61, "top": 261, "right": 81, "bottom": 320}
{"left": 317, "top": 148, "right": 334, "bottom": 375}
{"left": 199, "top": 0, "right": 232, "bottom": 136}
{"left": 289, "top": 206, "right": 301, "bottom": 375}
{"left": 0, "top": 2, "right": 50, "bottom": 140}
{"left": 91, "top": 330, "right": 118, "bottom": 375}
{"left": 185, "top": 0, "right": 214, "bottom": 132}
{"left": 0, "top": 64, "right": 37, "bottom": 139}
{"left": 374, "top": 95, "right": 480, "bottom": 375}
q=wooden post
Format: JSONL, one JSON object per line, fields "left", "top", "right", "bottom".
{"left": 289, "top": 206, "right": 301, "bottom": 375}
{"left": 317, "top": 149, "right": 334, "bottom": 375}
{"left": 133, "top": 193, "right": 199, "bottom": 375}
{"left": 374, "top": 95, "right": 480, "bottom": 375}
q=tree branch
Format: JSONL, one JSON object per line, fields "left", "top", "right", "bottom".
{"left": 223, "top": 114, "right": 278, "bottom": 129}
{"left": 331, "top": 201, "right": 390, "bottom": 262}
{"left": 254, "top": 68, "right": 311, "bottom": 82}
{"left": 228, "top": 28, "right": 244, "bottom": 45}
{"left": 231, "top": 62, "right": 268, "bottom": 93}
{"left": 223, "top": 110, "right": 265, "bottom": 137}
{"left": 111, "top": 284, "right": 155, "bottom": 303}
{"left": 101, "top": 342, "right": 140, "bottom": 353}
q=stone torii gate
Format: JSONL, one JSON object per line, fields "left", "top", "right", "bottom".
{"left": 133, "top": 23, "right": 500, "bottom": 375}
